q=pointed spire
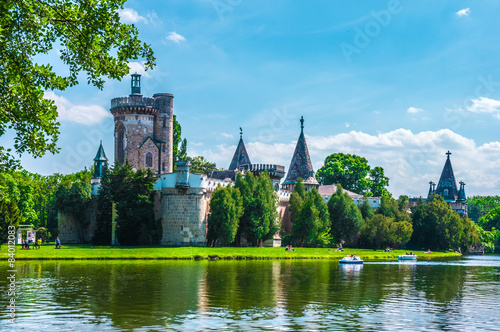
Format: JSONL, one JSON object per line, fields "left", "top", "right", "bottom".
{"left": 284, "top": 116, "right": 318, "bottom": 186}
{"left": 458, "top": 181, "right": 467, "bottom": 201}
{"left": 94, "top": 141, "right": 108, "bottom": 162}
{"left": 435, "top": 150, "right": 458, "bottom": 201}
{"left": 93, "top": 141, "right": 108, "bottom": 178}
{"left": 228, "top": 128, "right": 251, "bottom": 170}
{"left": 427, "top": 181, "right": 435, "bottom": 199}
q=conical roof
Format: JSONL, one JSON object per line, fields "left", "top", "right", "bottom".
{"left": 94, "top": 141, "right": 108, "bottom": 162}
{"left": 228, "top": 128, "right": 251, "bottom": 170}
{"left": 435, "top": 151, "right": 458, "bottom": 201}
{"left": 284, "top": 116, "right": 318, "bottom": 185}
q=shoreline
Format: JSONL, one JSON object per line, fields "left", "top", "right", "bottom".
{"left": 1, "top": 245, "right": 461, "bottom": 261}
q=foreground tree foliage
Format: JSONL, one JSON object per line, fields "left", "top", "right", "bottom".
{"left": 235, "top": 171, "right": 280, "bottom": 247}
{"left": 328, "top": 183, "right": 364, "bottom": 245}
{"left": 467, "top": 196, "right": 500, "bottom": 223}
{"left": 207, "top": 185, "right": 243, "bottom": 246}
{"left": 0, "top": 0, "right": 155, "bottom": 168}
{"left": 110, "top": 163, "right": 158, "bottom": 245}
{"left": 316, "top": 153, "right": 389, "bottom": 196}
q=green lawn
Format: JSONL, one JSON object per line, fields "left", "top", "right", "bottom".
{"left": 0, "top": 244, "right": 460, "bottom": 261}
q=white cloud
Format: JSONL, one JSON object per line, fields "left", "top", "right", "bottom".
{"left": 146, "top": 10, "right": 162, "bottom": 24}
{"left": 198, "top": 128, "right": 500, "bottom": 197}
{"left": 166, "top": 32, "right": 186, "bottom": 44}
{"left": 407, "top": 107, "right": 424, "bottom": 114}
{"left": 221, "top": 133, "right": 234, "bottom": 139}
{"left": 127, "top": 61, "right": 152, "bottom": 78}
{"left": 118, "top": 8, "right": 147, "bottom": 24}
{"left": 44, "top": 92, "right": 112, "bottom": 126}
{"left": 456, "top": 8, "right": 470, "bottom": 17}
{"left": 467, "top": 97, "right": 500, "bottom": 118}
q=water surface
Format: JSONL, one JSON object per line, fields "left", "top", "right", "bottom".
{"left": 1, "top": 256, "right": 499, "bottom": 331}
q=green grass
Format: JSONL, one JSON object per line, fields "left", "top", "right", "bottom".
{"left": 0, "top": 244, "right": 461, "bottom": 261}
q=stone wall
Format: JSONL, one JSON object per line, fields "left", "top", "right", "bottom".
{"left": 160, "top": 187, "right": 208, "bottom": 246}
{"left": 58, "top": 198, "right": 98, "bottom": 244}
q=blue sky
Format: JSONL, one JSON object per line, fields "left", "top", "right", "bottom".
{"left": 3, "top": 0, "right": 500, "bottom": 197}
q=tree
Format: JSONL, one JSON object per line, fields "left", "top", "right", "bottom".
{"left": 360, "top": 214, "right": 394, "bottom": 249}
{"left": 110, "top": 163, "right": 157, "bottom": 245}
{"left": 91, "top": 165, "right": 113, "bottom": 245}
{"left": 316, "top": 153, "right": 390, "bottom": 196}
{"left": 235, "top": 171, "right": 279, "bottom": 246}
{"left": 358, "top": 198, "right": 374, "bottom": 220}
{"left": 289, "top": 178, "right": 306, "bottom": 227}
{"left": 467, "top": 196, "right": 500, "bottom": 223}
{"left": 328, "top": 184, "right": 364, "bottom": 245}
{"left": 478, "top": 206, "right": 500, "bottom": 231}
{"left": 1, "top": 0, "right": 155, "bottom": 168}
{"left": 188, "top": 156, "right": 219, "bottom": 176}
{"left": 291, "top": 188, "right": 331, "bottom": 247}
{"left": 0, "top": 199, "right": 22, "bottom": 246}
{"left": 207, "top": 185, "right": 243, "bottom": 246}
{"left": 376, "top": 195, "right": 411, "bottom": 223}
{"left": 54, "top": 170, "right": 92, "bottom": 243}
{"left": 369, "top": 167, "right": 390, "bottom": 197}
{"left": 410, "top": 195, "right": 477, "bottom": 251}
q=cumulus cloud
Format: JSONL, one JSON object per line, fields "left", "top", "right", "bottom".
{"left": 456, "top": 8, "right": 470, "bottom": 17}
{"left": 45, "top": 92, "right": 112, "bottom": 126}
{"left": 197, "top": 128, "right": 500, "bottom": 197}
{"left": 118, "top": 8, "right": 148, "bottom": 24}
{"left": 166, "top": 32, "right": 186, "bottom": 43}
{"left": 467, "top": 97, "right": 500, "bottom": 119}
{"left": 221, "top": 132, "right": 234, "bottom": 139}
{"left": 127, "top": 61, "right": 152, "bottom": 78}
{"left": 407, "top": 107, "right": 424, "bottom": 114}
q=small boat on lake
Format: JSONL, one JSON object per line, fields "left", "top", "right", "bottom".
{"left": 398, "top": 254, "right": 417, "bottom": 260}
{"left": 339, "top": 255, "right": 363, "bottom": 264}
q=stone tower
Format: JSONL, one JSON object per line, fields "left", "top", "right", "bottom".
{"left": 110, "top": 74, "right": 174, "bottom": 174}
{"left": 282, "top": 116, "right": 319, "bottom": 191}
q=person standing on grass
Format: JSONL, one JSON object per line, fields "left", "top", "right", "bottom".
{"left": 55, "top": 237, "right": 61, "bottom": 249}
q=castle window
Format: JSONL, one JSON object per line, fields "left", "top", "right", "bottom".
{"left": 145, "top": 152, "right": 153, "bottom": 168}
{"left": 444, "top": 189, "right": 449, "bottom": 196}
{"left": 162, "top": 162, "right": 165, "bottom": 171}
{"left": 163, "top": 119, "right": 166, "bottom": 127}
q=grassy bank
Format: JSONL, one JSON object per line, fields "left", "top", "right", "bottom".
{"left": 0, "top": 244, "right": 461, "bottom": 261}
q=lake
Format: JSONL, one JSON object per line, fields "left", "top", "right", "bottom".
{"left": 1, "top": 255, "right": 500, "bottom": 331}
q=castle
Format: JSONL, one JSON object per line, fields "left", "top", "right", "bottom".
{"left": 59, "top": 75, "right": 381, "bottom": 245}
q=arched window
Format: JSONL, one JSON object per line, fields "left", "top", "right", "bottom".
{"left": 145, "top": 152, "right": 153, "bottom": 168}
{"left": 444, "top": 189, "right": 449, "bottom": 196}
{"left": 116, "top": 123, "right": 125, "bottom": 165}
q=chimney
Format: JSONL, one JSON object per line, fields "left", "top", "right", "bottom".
{"left": 176, "top": 160, "right": 190, "bottom": 188}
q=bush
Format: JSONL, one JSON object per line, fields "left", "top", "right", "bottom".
{"left": 36, "top": 227, "right": 51, "bottom": 243}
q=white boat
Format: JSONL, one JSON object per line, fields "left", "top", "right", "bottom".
{"left": 398, "top": 255, "right": 417, "bottom": 260}
{"left": 339, "top": 256, "right": 363, "bottom": 264}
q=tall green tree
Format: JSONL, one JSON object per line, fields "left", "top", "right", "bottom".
{"left": 235, "top": 171, "right": 279, "bottom": 247}
{"left": 0, "top": 199, "right": 23, "bottom": 246}
{"left": 358, "top": 198, "right": 374, "bottom": 220}
{"left": 110, "top": 163, "right": 157, "bottom": 245}
{"left": 289, "top": 178, "right": 306, "bottom": 227}
{"left": 477, "top": 206, "right": 500, "bottom": 231}
{"left": 91, "top": 166, "right": 113, "bottom": 245}
{"left": 328, "top": 183, "right": 364, "bottom": 245}
{"left": 467, "top": 196, "right": 500, "bottom": 223}
{"left": 54, "top": 170, "right": 92, "bottom": 243}
{"left": 0, "top": 0, "right": 155, "bottom": 168}
{"left": 207, "top": 185, "right": 243, "bottom": 246}
{"left": 316, "top": 153, "right": 390, "bottom": 196}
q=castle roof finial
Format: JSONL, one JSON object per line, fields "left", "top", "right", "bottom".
{"left": 446, "top": 150, "right": 452, "bottom": 159}
{"left": 240, "top": 127, "right": 243, "bottom": 138}
{"left": 300, "top": 116, "right": 304, "bottom": 134}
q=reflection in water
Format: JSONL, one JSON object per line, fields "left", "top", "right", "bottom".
{"left": 1, "top": 257, "right": 500, "bottom": 331}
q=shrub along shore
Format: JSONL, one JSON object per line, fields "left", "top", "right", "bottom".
{"left": 1, "top": 245, "right": 461, "bottom": 261}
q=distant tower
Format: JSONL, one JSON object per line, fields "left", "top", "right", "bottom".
{"left": 91, "top": 142, "right": 108, "bottom": 195}
{"left": 110, "top": 74, "right": 174, "bottom": 174}
{"left": 228, "top": 127, "right": 251, "bottom": 170}
{"left": 282, "top": 116, "right": 318, "bottom": 191}
{"left": 430, "top": 151, "right": 468, "bottom": 216}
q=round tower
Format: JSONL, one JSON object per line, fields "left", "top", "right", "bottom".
{"left": 110, "top": 74, "right": 174, "bottom": 174}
